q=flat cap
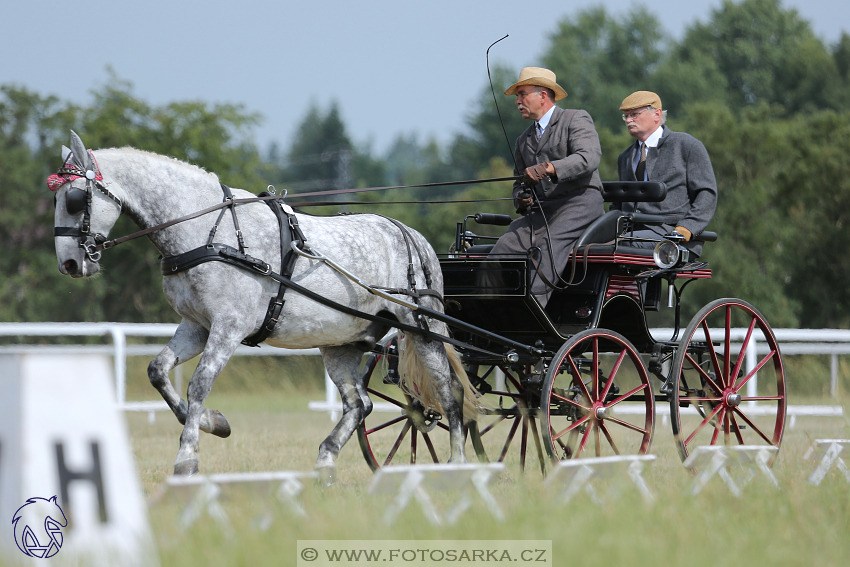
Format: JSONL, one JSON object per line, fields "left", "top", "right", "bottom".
{"left": 620, "top": 91, "right": 662, "bottom": 111}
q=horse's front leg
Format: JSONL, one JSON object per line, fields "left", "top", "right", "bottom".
{"left": 173, "top": 328, "right": 242, "bottom": 476}
{"left": 315, "top": 345, "right": 373, "bottom": 484}
{"left": 147, "top": 320, "right": 231, "bottom": 438}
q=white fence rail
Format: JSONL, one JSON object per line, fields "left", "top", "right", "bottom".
{"left": 1, "top": 324, "right": 847, "bottom": 424}
{"left": 0, "top": 322, "right": 324, "bottom": 415}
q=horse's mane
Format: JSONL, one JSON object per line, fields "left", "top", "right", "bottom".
{"left": 95, "top": 147, "right": 219, "bottom": 182}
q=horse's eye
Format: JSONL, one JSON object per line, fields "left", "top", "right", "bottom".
{"left": 65, "top": 188, "right": 88, "bottom": 215}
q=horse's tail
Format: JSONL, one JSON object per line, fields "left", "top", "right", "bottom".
{"left": 397, "top": 335, "right": 481, "bottom": 423}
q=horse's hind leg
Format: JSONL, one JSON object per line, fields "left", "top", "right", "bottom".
{"left": 148, "top": 320, "right": 231, "bottom": 439}
{"left": 406, "top": 336, "right": 467, "bottom": 464}
{"left": 315, "top": 345, "right": 373, "bottom": 483}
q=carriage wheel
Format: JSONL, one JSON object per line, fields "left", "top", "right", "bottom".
{"left": 357, "top": 334, "right": 457, "bottom": 471}
{"left": 670, "top": 298, "right": 786, "bottom": 469}
{"left": 466, "top": 364, "right": 548, "bottom": 475}
{"left": 541, "top": 329, "right": 655, "bottom": 460}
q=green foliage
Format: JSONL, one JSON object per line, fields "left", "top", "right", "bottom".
{"left": 542, "top": 6, "right": 667, "bottom": 132}
{"left": 4, "top": 0, "right": 850, "bottom": 330}
{"left": 0, "top": 78, "right": 267, "bottom": 323}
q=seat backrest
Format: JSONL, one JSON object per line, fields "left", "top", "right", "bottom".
{"left": 573, "top": 210, "right": 623, "bottom": 249}
{"left": 602, "top": 181, "right": 667, "bottom": 203}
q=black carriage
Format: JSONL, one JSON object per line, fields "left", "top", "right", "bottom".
{"left": 358, "top": 182, "right": 787, "bottom": 473}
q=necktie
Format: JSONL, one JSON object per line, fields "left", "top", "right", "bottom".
{"left": 535, "top": 122, "right": 543, "bottom": 141}
{"left": 635, "top": 142, "right": 646, "bottom": 181}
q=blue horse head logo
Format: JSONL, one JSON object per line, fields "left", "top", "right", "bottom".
{"left": 12, "top": 496, "right": 68, "bottom": 558}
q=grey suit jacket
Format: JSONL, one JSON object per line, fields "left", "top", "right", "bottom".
{"left": 492, "top": 106, "right": 604, "bottom": 304}
{"left": 614, "top": 126, "right": 717, "bottom": 256}
{"left": 511, "top": 106, "right": 604, "bottom": 207}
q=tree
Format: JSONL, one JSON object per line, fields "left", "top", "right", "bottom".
{"left": 542, "top": 6, "right": 667, "bottom": 132}
{"left": 664, "top": 0, "right": 843, "bottom": 112}
{"left": 0, "top": 77, "right": 268, "bottom": 323}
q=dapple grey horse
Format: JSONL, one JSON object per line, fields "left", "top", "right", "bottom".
{"left": 51, "top": 131, "right": 477, "bottom": 478}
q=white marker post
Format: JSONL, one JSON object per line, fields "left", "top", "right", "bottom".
{"left": 0, "top": 353, "right": 158, "bottom": 566}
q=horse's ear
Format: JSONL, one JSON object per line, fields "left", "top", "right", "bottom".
{"left": 69, "top": 130, "right": 93, "bottom": 171}
{"left": 61, "top": 145, "right": 72, "bottom": 163}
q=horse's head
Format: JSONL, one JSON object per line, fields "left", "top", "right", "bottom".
{"left": 51, "top": 131, "right": 123, "bottom": 278}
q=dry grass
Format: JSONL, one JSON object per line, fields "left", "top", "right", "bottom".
{"left": 121, "top": 386, "right": 850, "bottom": 567}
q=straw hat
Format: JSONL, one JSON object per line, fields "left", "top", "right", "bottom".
{"left": 620, "top": 91, "right": 662, "bottom": 111}
{"left": 504, "top": 67, "right": 568, "bottom": 101}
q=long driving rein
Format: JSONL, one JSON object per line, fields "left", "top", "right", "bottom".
{"left": 84, "top": 174, "right": 522, "bottom": 255}
{"left": 51, "top": 161, "right": 543, "bottom": 357}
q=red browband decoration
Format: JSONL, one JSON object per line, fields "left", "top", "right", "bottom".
{"left": 46, "top": 151, "right": 103, "bottom": 191}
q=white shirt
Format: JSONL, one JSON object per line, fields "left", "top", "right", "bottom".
{"left": 632, "top": 125, "right": 664, "bottom": 174}
{"left": 535, "top": 105, "right": 556, "bottom": 137}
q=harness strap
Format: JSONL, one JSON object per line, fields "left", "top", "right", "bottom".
{"left": 159, "top": 243, "right": 543, "bottom": 359}
{"left": 240, "top": 193, "right": 301, "bottom": 347}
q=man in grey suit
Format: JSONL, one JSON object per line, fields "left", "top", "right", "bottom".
{"left": 491, "top": 67, "right": 605, "bottom": 307}
{"left": 614, "top": 91, "right": 717, "bottom": 257}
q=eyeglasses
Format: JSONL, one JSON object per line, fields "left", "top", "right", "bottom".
{"left": 622, "top": 107, "right": 653, "bottom": 121}
{"left": 515, "top": 90, "right": 543, "bottom": 100}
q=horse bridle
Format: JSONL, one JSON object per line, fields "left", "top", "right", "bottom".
{"left": 53, "top": 163, "right": 123, "bottom": 263}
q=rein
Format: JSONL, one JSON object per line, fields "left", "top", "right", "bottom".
{"left": 91, "top": 174, "right": 521, "bottom": 253}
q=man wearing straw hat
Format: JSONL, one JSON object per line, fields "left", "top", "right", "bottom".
{"left": 614, "top": 91, "right": 717, "bottom": 257}
{"left": 491, "top": 67, "right": 604, "bottom": 307}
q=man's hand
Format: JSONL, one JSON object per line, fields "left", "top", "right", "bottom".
{"left": 516, "top": 189, "right": 534, "bottom": 212}
{"left": 674, "top": 226, "right": 692, "bottom": 242}
{"left": 522, "top": 163, "right": 552, "bottom": 185}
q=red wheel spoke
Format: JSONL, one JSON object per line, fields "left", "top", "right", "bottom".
{"left": 594, "top": 420, "right": 601, "bottom": 457}
{"left": 520, "top": 416, "right": 529, "bottom": 469}
{"left": 552, "top": 414, "right": 591, "bottom": 442}
{"left": 701, "top": 322, "right": 725, "bottom": 389}
{"left": 410, "top": 428, "right": 418, "bottom": 464}
{"left": 436, "top": 420, "right": 451, "bottom": 432}
{"left": 367, "top": 387, "right": 409, "bottom": 409}
{"left": 422, "top": 432, "right": 440, "bottom": 463}
{"left": 683, "top": 352, "right": 723, "bottom": 396}
{"left": 479, "top": 414, "right": 509, "bottom": 436}
{"left": 568, "top": 356, "right": 593, "bottom": 402}
{"left": 733, "top": 350, "right": 777, "bottom": 393}
{"left": 680, "top": 395, "right": 723, "bottom": 403}
{"left": 724, "top": 306, "right": 732, "bottom": 383}
{"left": 732, "top": 408, "right": 776, "bottom": 445}
{"left": 599, "top": 422, "right": 620, "bottom": 455}
{"left": 498, "top": 415, "right": 522, "bottom": 462}
{"left": 366, "top": 414, "right": 407, "bottom": 435}
{"left": 684, "top": 403, "right": 724, "bottom": 448}
{"left": 550, "top": 389, "right": 589, "bottom": 410}
{"left": 575, "top": 422, "right": 594, "bottom": 457}
{"left": 601, "top": 350, "right": 627, "bottom": 401}
{"left": 604, "top": 383, "right": 648, "bottom": 407}
{"left": 741, "top": 395, "right": 783, "bottom": 401}
{"left": 383, "top": 420, "right": 412, "bottom": 466}
{"left": 592, "top": 338, "right": 600, "bottom": 401}
{"left": 730, "top": 413, "right": 745, "bottom": 445}
{"left": 730, "top": 318, "right": 757, "bottom": 388}
{"left": 605, "top": 416, "right": 649, "bottom": 435}
{"left": 528, "top": 417, "right": 546, "bottom": 475}
{"left": 709, "top": 408, "right": 725, "bottom": 445}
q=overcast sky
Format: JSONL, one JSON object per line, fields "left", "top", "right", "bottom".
{"left": 3, "top": 1, "right": 847, "bottom": 156}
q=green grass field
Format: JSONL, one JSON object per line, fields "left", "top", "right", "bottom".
{"left": 121, "top": 363, "right": 850, "bottom": 567}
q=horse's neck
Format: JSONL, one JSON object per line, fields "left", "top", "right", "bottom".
{"left": 98, "top": 150, "right": 224, "bottom": 255}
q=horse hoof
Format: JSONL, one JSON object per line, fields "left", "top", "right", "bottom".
{"left": 174, "top": 459, "right": 199, "bottom": 476}
{"left": 201, "top": 409, "right": 231, "bottom": 438}
{"left": 316, "top": 466, "right": 337, "bottom": 488}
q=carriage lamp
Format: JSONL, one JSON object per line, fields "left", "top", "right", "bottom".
{"left": 653, "top": 240, "right": 688, "bottom": 269}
